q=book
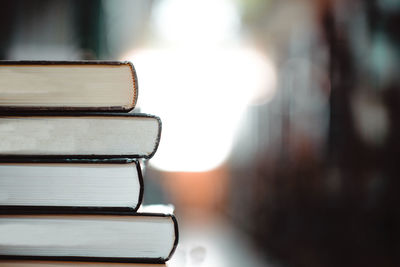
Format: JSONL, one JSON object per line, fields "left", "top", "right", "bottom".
{"left": 0, "top": 205, "right": 178, "bottom": 263}
{"left": 0, "top": 261, "right": 165, "bottom": 266}
{"left": 0, "top": 61, "right": 138, "bottom": 111}
{"left": 0, "top": 113, "right": 161, "bottom": 159}
{"left": 0, "top": 159, "right": 143, "bottom": 212}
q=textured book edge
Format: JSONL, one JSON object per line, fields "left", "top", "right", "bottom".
{"left": 0, "top": 211, "right": 179, "bottom": 263}
{"left": 0, "top": 61, "right": 138, "bottom": 112}
{"left": 0, "top": 158, "right": 144, "bottom": 213}
{"left": 0, "top": 112, "right": 162, "bottom": 159}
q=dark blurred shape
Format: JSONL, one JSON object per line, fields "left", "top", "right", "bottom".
{"left": 0, "top": 0, "right": 118, "bottom": 60}
{"left": 0, "top": 0, "right": 152, "bottom": 60}
{"left": 228, "top": 0, "right": 400, "bottom": 266}
{"left": 0, "top": 1, "right": 17, "bottom": 59}
{"left": 73, "top": 0, "right": 106, "bottom": 59}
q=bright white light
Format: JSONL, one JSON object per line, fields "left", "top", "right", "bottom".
{"left": 121, "top": 0, "right": 276, "bottom": 172}
{"left": 152, "top": 0, "right": 239, "bottom": 46}
{"left": 124, "top": 48, "right": 276, "bottom": 172}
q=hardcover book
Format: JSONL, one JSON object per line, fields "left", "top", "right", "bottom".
{"left": 0, "top": 113, "right": 161, "bottom": 159}
{"left": 0, "top": 261, "right": 164, "bottom": 266}
{"left": 0, "top": 61, "right": 138, "bottom": 111}
{"left": 0, "top": 205, "right": 178, "bottom": 263}
{"left": 0, "top": 159, "right": 143, "bottom": 212}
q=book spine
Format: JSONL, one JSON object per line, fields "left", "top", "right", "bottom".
{"left": 166, "top": 214, "right": 179, "bottom": 262}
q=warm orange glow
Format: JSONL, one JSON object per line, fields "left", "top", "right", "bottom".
{"left": 161, "top": 165, "right": 229, "bottom": 221}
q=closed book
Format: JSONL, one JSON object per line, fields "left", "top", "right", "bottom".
{"left": 0, "top": 261, "right": 164, "bottom": 266}
{"left": 0, "top": 61, "right": 138, "bottom": 112}
{"left": 0, "top": 159, "right": 143, "bottom": 212}
{"left": 0, "top": 205, "right": 178, "bottom": 263}
{"left": 0, "top": 113, "right": 161, "bottom": 159}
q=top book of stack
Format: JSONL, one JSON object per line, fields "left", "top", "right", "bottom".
{"left": 0, "top": 61, "right": 138, "bottom": 112}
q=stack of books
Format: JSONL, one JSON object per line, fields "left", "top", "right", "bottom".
{"left": 0, "top": 61, "right": 178, "bottom": 264}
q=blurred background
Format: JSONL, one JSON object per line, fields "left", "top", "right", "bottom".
{"left": 1, "top": 0, "right": 400, "bottom": 266}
